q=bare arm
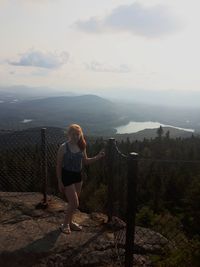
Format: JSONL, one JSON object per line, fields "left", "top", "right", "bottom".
{"left": 83, "top": 148, "right": 105, "bottom": 165}
{"left": 56, "top": 144, "right": 65, "bottom": 184}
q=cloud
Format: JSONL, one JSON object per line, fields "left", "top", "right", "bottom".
{"left": 11, "top": 0, "right": 57, "bottom": 4}
{"left": 9, "top": 71, "right": 15, "bottom": 75}
{"left": 0, "top": 58, "right": 6, "bottom": 64}
{"left": 74, "top": 2, "right": 181, "bottom": 37}
{"left": 85, "top": 61, "right": 131, "bottom": 73}
{"left": 8, "top": 50, "right": 69, "bottom": 69}
{"left": 0, "top": 0, "right": 57, "bottom": 8}
{"left": 75, "top": 17, "right": 103, "bottom": 33}
{"left": 31, "top": 69, "right": 50, "bottom": 76}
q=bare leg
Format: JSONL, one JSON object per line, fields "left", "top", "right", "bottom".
{"left": 74, "top": 181, "right": 83, "bottom": 198}
{"left": 63, "top": 184, "right": 79, "bottom": 227}
{"left": 70, "top": 181, "right": 83, "bottom": 230}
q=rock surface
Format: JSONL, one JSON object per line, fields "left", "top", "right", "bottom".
{"left": 0, "top": 192, "right": 169, "bottom": 267}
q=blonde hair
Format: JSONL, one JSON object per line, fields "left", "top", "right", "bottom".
{"left": 67, "top": 124, "right": 86, "bottom": 151}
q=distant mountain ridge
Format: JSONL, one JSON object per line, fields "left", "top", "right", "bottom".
{"left": 0, "top": 94, "right": 125, "bottom": 135}
{"left": 0, "top": 89, "right": 200, "bottom": 135}
{"left": 0, "top": 85, "right": 77, "bottom": 102}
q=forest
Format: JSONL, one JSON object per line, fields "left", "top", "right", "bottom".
{"left": 0, "top": 128, "right": 200, "bottom": 266}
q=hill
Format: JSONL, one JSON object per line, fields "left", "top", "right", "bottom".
{"left": 0, "top": 90, "right": 200, "bottom": 135}
{"left": 0, "top": 95, "right": 126, "bottom": 135}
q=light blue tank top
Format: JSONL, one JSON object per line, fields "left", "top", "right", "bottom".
{"left": 62, "top": 141, "right": 84, "bottom": 172}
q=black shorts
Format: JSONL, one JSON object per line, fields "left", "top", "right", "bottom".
{"left": 61, "top": 168, "right": 82, "bottom": 187}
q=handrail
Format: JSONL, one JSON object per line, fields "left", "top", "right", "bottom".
{"left": 107, "top": 138, "right": 128, "bottom": 159}
{"left": 107, "top": 138, "right": 200, "bottom": 163}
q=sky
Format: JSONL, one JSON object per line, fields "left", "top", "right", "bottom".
{"left": 0, "top": 0, "right": 200, "bottom": 96}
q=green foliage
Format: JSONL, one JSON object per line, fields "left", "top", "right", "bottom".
{"left": 81, "top": 182, "right": 107, "bottom": 212}
{"left": 135, "top": 205, "right": 200, "bottom": 266}
{"left": 157, "top": 125, "right": 164, "bottom": 139}
{"left": 182, "top": 175, "right": 200, "bottom": 236}
{"left": 136, "top": 206, "right": 155, "bottom": 227}
{"left": 152, "top": 238, "right": 200, "bottom": 267}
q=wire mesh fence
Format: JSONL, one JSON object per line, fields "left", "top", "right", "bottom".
{"left": 0, "top": 128, "right": 42, "bottom": 192}
{"left": 104, "top": 138, "right": 200, "bottom": 267}
{"left": 0, "top": 127, "right": 200, "bottom": 267}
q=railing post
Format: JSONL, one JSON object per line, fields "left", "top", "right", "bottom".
{"left": 41, "top": 128, "right": 48, "bottom": 206}
{"left": 125, "top": 152, "right": 138, "bottom": 267}
{"left": 106, "top": 138, "right": 116, "bottom": 222}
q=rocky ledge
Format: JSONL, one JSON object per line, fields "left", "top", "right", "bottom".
{"left": 0, "top": 192, "right": 170, "bottom": 267}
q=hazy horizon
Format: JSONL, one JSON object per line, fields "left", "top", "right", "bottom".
{"left": 1, "top": 84, "right": 200, "bottom": 108}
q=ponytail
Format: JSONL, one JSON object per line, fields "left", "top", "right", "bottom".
{"left": 78, "top": 134, "right": 86, "bottom": 151}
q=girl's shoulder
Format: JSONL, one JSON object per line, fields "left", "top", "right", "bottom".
{"left": 60, "top": 141, "right": 68, "bottom": 147}
{"left": 59, "top": 142, "right": 68, "bottom": 151}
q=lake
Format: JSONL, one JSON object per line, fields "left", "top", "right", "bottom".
{"left": 21, "top": 119, "right": 33, "bottom": 123}
{"left": 115, "top": 121, "right": 195, "bottom": 134}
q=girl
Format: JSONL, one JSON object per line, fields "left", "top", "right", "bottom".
{"left": 56, "top": 123, "right": 105, "bottom": 234}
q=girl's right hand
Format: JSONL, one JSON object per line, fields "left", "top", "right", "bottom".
{"left": 97, "top": 148, "right": 105, "bottom": 159}
{"left": 58, "top": 180, "right": 65, "bottom": 193}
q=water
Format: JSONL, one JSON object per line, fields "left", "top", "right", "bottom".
{"left": 21, "top": 119, "right": 33, "bottom": 123}
{"left": 10, "top": 99, "right": 19, "bottom": 103}
{"left": 116, "top": 121, "right": 195, "bottom": 134}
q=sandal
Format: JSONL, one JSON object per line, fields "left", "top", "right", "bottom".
{"left": 60, "top": 223, "right": 71, "bottom": 234}
{"left": 70, "top": 221, "right": 82, "bottom": 231}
